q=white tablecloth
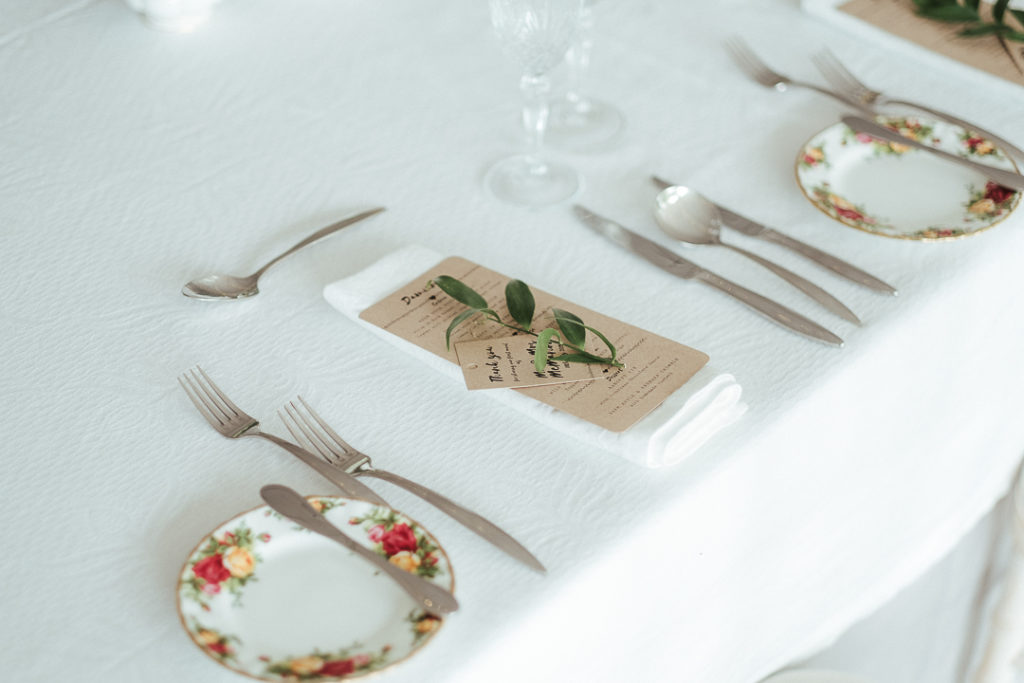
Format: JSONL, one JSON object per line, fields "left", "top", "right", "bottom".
{"left": 3, "top": 1, "right": 1024, "bottom": 681}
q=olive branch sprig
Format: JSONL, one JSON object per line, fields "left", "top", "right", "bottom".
{"left": 914, "top": 0, "right": 1024, "bottom": 42}
{"left": 426, "top": 276, "right": 623, "bottom": 372}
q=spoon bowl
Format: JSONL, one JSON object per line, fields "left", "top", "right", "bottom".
{"left": 653, "top": 185, "right": 724, "bottom": 245}
{"left": 181, "top": 273, "right": 260, "bottom": 300}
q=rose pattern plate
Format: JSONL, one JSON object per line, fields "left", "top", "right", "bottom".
{"left": 796, "top": 115, "right": 1020, "bottom": 241}
{"left": 176, "top": 496, "right": 453, "bottom": 681}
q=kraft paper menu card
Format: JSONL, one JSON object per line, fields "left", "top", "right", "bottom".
{"left": 359, "top": 257, "right": 709, "bottom": 433}
{"left": 838, "top": 0, "right": 1024, "bottom": 86}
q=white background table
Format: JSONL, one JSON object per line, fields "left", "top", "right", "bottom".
{"left": 3, "top": 1, "right": 1024, "bottom": 681}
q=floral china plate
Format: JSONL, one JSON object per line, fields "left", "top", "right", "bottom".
{"left": 796, "top": 115, "right": 1020, "bottom": 241}
{"left": 176, "top": 496, "right": 453, "bottom": 681}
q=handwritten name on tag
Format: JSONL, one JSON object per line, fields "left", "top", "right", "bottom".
{"left": 454, "top": 335, "right": 602, "bottom": 391}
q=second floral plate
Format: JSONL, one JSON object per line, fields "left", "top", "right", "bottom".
{"left": 176, "top": 495, "right": 453, "bottom": 681}
{"left": 796, "top": 115, "right": 1020, "bottom": 241}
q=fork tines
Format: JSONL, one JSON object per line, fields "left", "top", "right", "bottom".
{"left": 278, "top": 397, "right": 358, "bottom": 466}
{"left": 178, "top": 366, "right": 246, "bottom": 433}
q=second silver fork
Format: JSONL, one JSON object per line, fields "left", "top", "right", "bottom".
{"left": 279, "top": 397, "right": 547, "bottom": 574}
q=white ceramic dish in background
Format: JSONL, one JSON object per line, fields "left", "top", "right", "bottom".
{"left": 796, "top": 115, "right": 1020, "bottom": 242}
{"left": 176, "top": 496, "right": 454, "bottom": 681}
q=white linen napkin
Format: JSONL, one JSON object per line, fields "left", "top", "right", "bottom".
{"left": 323, "top": 246, "right": 746, "bottom": 468}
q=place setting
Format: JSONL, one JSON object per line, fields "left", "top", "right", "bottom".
{"left": 158, "top": 2, "right": 1024, "bottom": 682}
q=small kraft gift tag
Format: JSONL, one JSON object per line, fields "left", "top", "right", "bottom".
{"left": 454, "top": 335, "right": 603, "bottom": 390}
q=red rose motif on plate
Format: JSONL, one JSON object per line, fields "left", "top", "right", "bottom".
{"left": 984, "top": 182, "right": 1015, "bottom": 204}
{"left": 367, "top": 524, "right": 386, "bottom": 543}
{"left": 320, "top": 659, "right": 355, "bottom": 676}
{"left": 380, "top": 523, "right": 418, "bottom": 556}
{"left": 835, "top": 207, "right": 864, "bottom": 221}
{"left": 193, "top": 554, "right": 231, "bottom": 585}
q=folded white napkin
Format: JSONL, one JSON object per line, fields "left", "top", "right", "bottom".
{"left": 323, "top": 246, "right": 746, "bottom": 468}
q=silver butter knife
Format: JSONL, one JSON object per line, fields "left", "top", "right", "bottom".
{"left": 650, "top": 176, "right": 897, "bottom": 295}
{"left": 260, "top": 484, "right": 459, "bottom": 618}
{"left": 573, "top": 205, "right": 844, "bottom": 346}
{"left": 843, "top": 116, "right": 1024, "bottom": 192}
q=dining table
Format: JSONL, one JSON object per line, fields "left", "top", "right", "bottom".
{"left": 4, "top": 0, "right": 1024, "bottom": 681}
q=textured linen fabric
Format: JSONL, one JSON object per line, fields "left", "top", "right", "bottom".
{"left": 2, "top": 1, "right": 1024, "bottom": 682}
{"left": 322, "top": 244, "right": 747, "bottom": 468}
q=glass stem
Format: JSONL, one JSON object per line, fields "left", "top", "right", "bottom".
{"left": 519, "top": 73, "right": 551, "bottom": 168}
{"left": 565, "top": 5, "right": 594, "bottom": 107}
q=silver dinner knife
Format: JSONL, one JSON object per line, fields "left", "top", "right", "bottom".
{"left": 843, "top": 116, "right": 1024, "bottom": 192}
{"left": 260, "top": 484, "right": 459, "bottom": 618}
{"left": 573, "top": 205, "right": 844, "bottom": 346}
{"left": 650, "top": 176, "right": 897, "bottom": 295}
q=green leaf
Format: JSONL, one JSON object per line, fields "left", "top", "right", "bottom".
{"left": 432, "top": 275, "right": 488, "bottom": 310}
{"left": 964, "top": 0, "right": 981, "bottom": 10}
{"left": 534, "top": 328, "right": 561, "bottom": 373}
{"left": 1012, "top": 9, "right": 1024, "bottom": 26}
{"left": 918, "top": 5, "right": 980, "bottom": 20}
{"left": 444, "top": 309, "right": 477, "bottom": 349}
{"left": 504, "top": 279, "right": 535, "bottom": 331}
{"left": 959, "top": 23, "right": 1004, "bottom": 35}
{"left": 993, "top": 0, "right": 1010, "bottom": 22}
{"left": 584, "top": 325, "right": 617, "bottom": 360}
{"left": 551, "top": 308, "right": 586, "bottom": 348}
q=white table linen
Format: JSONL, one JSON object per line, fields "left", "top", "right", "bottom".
{"left": 3, "top": 1, "right": 1024, "bottom": 682}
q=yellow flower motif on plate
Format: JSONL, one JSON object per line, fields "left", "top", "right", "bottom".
{"left": 223, "top": 546, "right": 254, "bottom": 578}
{"left": 389, "top": 551, "right": 421, "bottom": 573}
{"left": 289, "top": 655, "right": 324, "bottom": 675}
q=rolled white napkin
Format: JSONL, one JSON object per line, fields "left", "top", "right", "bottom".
{"left": 323, "top": 246, "right": 746, "bottom": 468}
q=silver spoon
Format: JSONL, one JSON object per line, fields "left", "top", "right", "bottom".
{"left": 182, "top": 207, "right": 385, "bottom": 300}
{"left": 653, "top": 186, "right": 860, "bottom": 325}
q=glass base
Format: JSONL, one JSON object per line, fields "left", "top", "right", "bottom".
{"left": 547, "top": 96, "right": 625, "bottom": 152}
{"left": 484, "top": 155, "right": 581, "bottom": 208}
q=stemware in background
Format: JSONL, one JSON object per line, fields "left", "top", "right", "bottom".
{"left": 546, "top": 0, "right": 625, "bottom": 152}
{"left": 486, "top": 0, "right": 584, "bottom": 207}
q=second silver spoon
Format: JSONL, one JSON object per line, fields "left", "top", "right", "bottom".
{"left": 182, "top": 207, "right": 385, "bottom": 300}
{"left": 653, "top": 186, "right": 860, "bottom": 325}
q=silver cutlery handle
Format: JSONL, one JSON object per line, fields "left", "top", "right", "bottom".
{"left": 365, "top": 469, "right": 546, "bottom": 574}
{"left": 843, "top": 116, "right": 1024, "bottom": 192}
{"left": 882, "top": 98, "right": 1024, "bottom": 163}
{"left": 694, "top": 270, "right": 843, "bottom": 346}
{"left": 255, "top": 432, "right": 390, "bottom": 506}
{"left": 254, "top": 207, "right": 386, "bottom": 277}
{"left": 758, "top": 229, "right": 897, "bottom": 295}
{"left": 260, "top": 485, "right": 458, "bottom": 617}
{"left": 722, "top": 243, "right": 860, "bottom": 324}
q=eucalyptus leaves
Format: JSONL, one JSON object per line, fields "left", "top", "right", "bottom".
{"left": 915, "top": 0, "right": 1024, "bottom": 43}
{"left": 427, "top": 276, "right": 623, "bottom": 372}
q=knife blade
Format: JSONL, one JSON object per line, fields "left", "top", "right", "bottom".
{"left": 572, "top": 205, "right": 844, "bottom": 346}
{"left": 260, "top": 484, "right": 459, "bottom": 617}
{"left": 842, "top": 116, "right": 1024, "bottom": 192}
{"left": 650, "top": 175, "right": 897, "bottom": 295}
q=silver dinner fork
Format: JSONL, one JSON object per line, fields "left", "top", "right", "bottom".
{"left": 279, "top": 396, "right": 547, "bottom": 574}
{"left": 177, "top": 366, "right": 388, "bottom": 506}
{"left": 725, "top": 36, "right": 871, "bottom": 112}
{"left": 811, "top": 48, "right": 1024, "bottom": 161}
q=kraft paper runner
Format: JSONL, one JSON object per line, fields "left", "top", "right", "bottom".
{"left": 838, "top": 0, "right": 1024, "bottom": 86}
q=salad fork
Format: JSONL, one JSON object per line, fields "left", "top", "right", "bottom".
{"left": 812, "top": 49, "right": 1024, "bottom": 161}
{"left": 177, "top": 366, "right": 388, "bottom": 506}
{"left": 279, "top": 396, "right": 547, "bottom": 574}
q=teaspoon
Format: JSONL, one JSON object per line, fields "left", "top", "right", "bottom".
{"left": 182, "top": 207, "right": 385, "bottom": 300}
{"left": 653, "top": 186, "right": 860, "bottom": 325}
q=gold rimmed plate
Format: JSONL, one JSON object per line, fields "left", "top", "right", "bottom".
{"left": 796, "top": 115, "right": 1020, "bottom": 241}
{"left": 176, "top": 496, "right": 453, "bottom": 681}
